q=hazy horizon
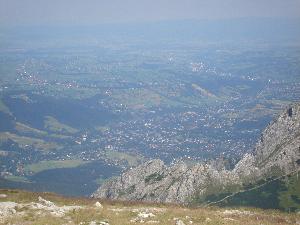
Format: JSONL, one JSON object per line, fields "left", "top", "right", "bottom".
{"left": 0, "top": 0, "right": 300, "bottom": 26}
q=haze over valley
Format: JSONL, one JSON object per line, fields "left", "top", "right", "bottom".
{"left": 0, "top": 2, "right": 300, "bottom": 222}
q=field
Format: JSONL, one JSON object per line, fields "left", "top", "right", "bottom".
{"left": 24, "top": 160, "right": 88, "bottom": 175}
{"left": 0, "top": 132, "right": 61, "bottom": 151}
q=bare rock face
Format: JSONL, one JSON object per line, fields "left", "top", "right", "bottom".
{"left": 234, "top": 103, "right": 300, "bottom": 180}
{"left": 92, "top": 103, "right": 300, "bottom": 204}
{"left": 92, "top": 159, "right": 240, "bottom": 203}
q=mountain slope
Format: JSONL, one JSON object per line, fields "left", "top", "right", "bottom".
{"left": 92, "top": 103, "right": 300, "bottom": 209}
{"left": 91, "top": 159, "right": 240, "bottom": 204}
{"left": 0, "top": 189, "right": 299, "bottom": 225}
{"left": 205, "top": 170, "right": 300, "bottom": 211}
{"left": 234, "top": 103, "right": 300, "bottom": 180}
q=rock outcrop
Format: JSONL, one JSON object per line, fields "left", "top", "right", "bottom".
{"left": 0, "top": 196, "right": 83, "bottom": 222}
{"left": 92, "top": 159, "right": 240, "bottom": 203}
{"left": 92, "top": 103, "right": 300, "bottom": 204}
{"left": 234, "top": 103, "right": 300, "bottom": 180}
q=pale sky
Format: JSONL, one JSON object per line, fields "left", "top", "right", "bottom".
{"left": 0, "top": 0, "right": 300, "bottom": 26}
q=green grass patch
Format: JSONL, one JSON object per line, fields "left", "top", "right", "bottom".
{"left": 279, "top": 172, "right": 300, "bottom": 211}
{"left": 112, "top": 88, "right": 162, "bottom": 109}
{"left": 24, "top": 160, "right": 88, "bottom": 174}
{"left": 15, "top": 122, "right": 48, "bottom": 136}
{"left": 0, "top": 132, "right": 61, "bottom": 151}
{"left": 145, "top": 172, "right": 164, "bottom": 184}
{"left": 44, "top": 116, "right": 78, "bottom": 134}
{"left": 209, "top": 172, "right": 300, "bottom": 212}
{"left": 191, "top": 83, "right": 218, "bottom": 99}
{"left": 4, "top": 175, "right": 31, "bottom": 183}
{"left": 105, "top": 150, "right": 143, "bottom": 167}
{"left": 48, "top": 133, "right": 73, "bottom": 140}
{"left": 0, "top": 98, "right": 11, "bottom": 115}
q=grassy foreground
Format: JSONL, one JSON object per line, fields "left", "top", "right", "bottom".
{"left": 0, "top": 189, "right": 299, "bottom": 225}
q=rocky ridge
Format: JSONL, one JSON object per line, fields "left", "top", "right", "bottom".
{"left": 234, "top": 103, "right": 300, "bottom": 179}
{"left": 92, "top": 103, "right": 300, "bottom": 204}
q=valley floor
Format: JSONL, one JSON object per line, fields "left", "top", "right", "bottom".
{"left": 0, "top": 189, "right": 299, "bottom": 225}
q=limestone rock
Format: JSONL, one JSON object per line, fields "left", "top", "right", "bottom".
{"left": 38, "top": 196, "right": 55, "bottom": 207}
{"left": 93, "top": 103, "right": 300, "bottom": 204}
{"left": 0, "top": 202, "right": 17, "bottom": 218}
{"left": 235, "top": 103, "right": 300, "bottom": 181}
{"left": 0, "top": 194, "right": 7, "bottom": 198}
{"left": 175, "top": 220, "right": 185, "bottom": 225}
{"left": 95, "top": 201, "right": 103, "bottom": 209}
{"left": 138, "top": 212, "right": 155, "bottom": 218}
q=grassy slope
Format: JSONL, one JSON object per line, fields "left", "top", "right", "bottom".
{"left": 0, "top": 189, "right": 299, "bottom": 225}
{"left": 204, "top": 171, "right": 300, "bottom": 212}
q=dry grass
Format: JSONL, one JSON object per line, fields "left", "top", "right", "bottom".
{"left": 0, "top": 189, "right": 299, "bottom": 225}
